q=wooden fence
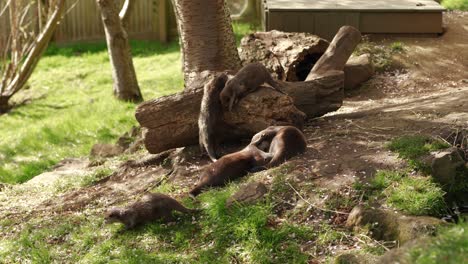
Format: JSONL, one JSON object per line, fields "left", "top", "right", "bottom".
{"left": 0, "top": 0, "right": 261, "bottom": 50}
{"left": 55, "top": 0, "right": 178, "bottom": 43}
{"left": 0, "top": 0, "right": 178, "bottom": 50}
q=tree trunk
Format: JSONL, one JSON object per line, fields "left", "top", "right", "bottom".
{"left": 96, "top": 0, "right": 143, "bottom": 103}
{"left": 171, "top": 0, "right": 241, "bottom": 87}
{"left": 135, "top": 26, "right": 361, "bottom": 154}
{"left": 0, "top": 95, "right": 10, "bottom": 114}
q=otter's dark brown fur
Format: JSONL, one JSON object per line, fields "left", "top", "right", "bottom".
{"left": 198, "top": 73, "right": 229, "bottom": 162}
{"left": 189, "top": 144, "right": 272, "bottom": 196}
{"left": 104, "top": 193, "right": 196, "bottom": 229}
{"left": 219, "top": 63, "right": 284, "bottom": 111}
{"left": 251, "top": 126, "right": 307, "bottom": 167}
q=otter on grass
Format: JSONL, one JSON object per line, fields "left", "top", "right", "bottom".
{"left": 104, "top": 193, "right": 197, "bottom": 229}
{"left": 219, "top": 63, "right": 284, "bottom": 111}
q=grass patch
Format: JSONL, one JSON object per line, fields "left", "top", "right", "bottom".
{"left": 409, "top": 221, "right": 468, "bottom": 263}
{"left": 353, "top": 170, "right": 404, "bottom": 202}
{"left": 354, "top": 170, "right": 447, "bottom": 216}
{"left": 387, "top": 135, "right": 449, "bottom": 173}
{"left": 354, "top": 38, "right": 405, "bottom": 72}
{"left": 0, "top": 186, "right": 315, "bottom": 263}
{"left": 390, "top": 41, "right": 404, "bottom": 52}
{"left": 386, "top": 176, "right": 446, "bottom": 216}
{"left": 442, "top": 0, "right": 468, "bottom": 10}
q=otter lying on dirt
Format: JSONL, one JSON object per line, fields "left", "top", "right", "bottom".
{"left": 189, "top": 144, "right": 272, "bottom": 196}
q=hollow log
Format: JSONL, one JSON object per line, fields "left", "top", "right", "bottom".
{"left": 136, "top": 26, "right": 361, "bottom": 154}
{"left": 239, "top": 30, "right": 329, "bottom": 81}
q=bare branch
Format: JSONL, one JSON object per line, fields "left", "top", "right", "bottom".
{"left": 119, "top": 0, "right": 134, "bottom": 28}
{"left": 5, "top": 0, "right": 66, "bottom": 97}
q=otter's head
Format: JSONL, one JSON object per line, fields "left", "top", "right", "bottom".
{"left": 220, "top": 79, "right": 244, "bottom": 111}
{"left": 104, "top": 208, "right": 123, "bottom": 224}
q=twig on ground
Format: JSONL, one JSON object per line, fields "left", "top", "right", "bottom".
{"left": 286, "top": 182, "right": 349, "bottom": 215}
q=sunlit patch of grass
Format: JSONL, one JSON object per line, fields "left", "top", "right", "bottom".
{"left": 390, "top": 41, "right": 404, "bottom": 52}
{"left": 409, "top": 221, "right": 468, "bottom": 263}
{"left": 353, "top": 169, "right": 447, "bottom": 216}
{"left": 0, "top": 40, "right": 183, "bottom": 184}
{"left": 442, "top": 0, "right": 468, "bottom": 10}
{"left": 386, "top": 176, "right": 446, "bottom": 216}
{"left": 0, "top": 185, "right": 314, "bottom": 263}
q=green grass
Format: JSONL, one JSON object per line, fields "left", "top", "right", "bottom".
{"left": 354, "top": 169, "right": 447, "bottom": 216}
{"left": 386, "top": 176, "right": 446, "bottom": 216}
{"left": 0, "top": 23, "right": 259, "bottom": 184}
{"left": 0, "top": 186, "right": 315, "bottom": 263}
{"left": 442, "top": 0, "right": 468, "bottom": 10}
{"left": 390, "top": 41, "right": 404, "bottom": 52}
{"left": 409, "top": 221, "right": 468, "bottom": 263}
{"left": 387, "top": 135, "right": 449, "bottom": 173}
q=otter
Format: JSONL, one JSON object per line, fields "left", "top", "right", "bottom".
{"left": 198, "top": 73, "right": 229, "bottom": 162}
{"left": 189, "top": 144, "right": 272, "bottom": 196}
{"left": 219, "top": 63, "right": 284, "bottom": 111}
{"left": 250, "top": 126, "right": 307, "bottom": 168}
{"left": 104, "top": 193, "right": 197, "bottom": 229}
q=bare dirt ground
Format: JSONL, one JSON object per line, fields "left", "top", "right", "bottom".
{"left": 1, "top": 11, "right": 467, "bottom": 258}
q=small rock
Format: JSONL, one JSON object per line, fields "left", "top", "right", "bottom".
{"left": 431, "top": 147, "right": 465, "bottom": 187}
{"left": 379, "top": 237, "right": 430, "bottom": 264}
{"left": 344, "top": 54, "right": 375, "bottom": 90}
{"left": 346, "top": 206, "right": 445, "bottom": 244}
{"left": 335, "top": 252, "right": 379, "bottom": 264}
{"left": 226, "top": 182, "right": 268, "bottom": 207}
{"left": 90, "top": 143, "right": 124, "bottom": 158}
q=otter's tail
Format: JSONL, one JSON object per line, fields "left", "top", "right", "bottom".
{"left": 171, "top": 200, "right": 199, "bottom": 214}
{"left": 198, "top": 73, "right": 228, "bottom": 162}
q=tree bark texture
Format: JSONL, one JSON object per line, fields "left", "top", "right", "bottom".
{"left": 136, "top": 83, "right": 305, "bottom": 154}
{"left": 136, "top": 26, "right": 361, "bottom": 154}
{"left": 239, "top": 30, "right": 330, "bottom": 82}
{"left": 308, "top": 26, "right": 362, "bottom": 80}
{"left": 97, "top": 0, "right": 143, "bottom": 103}
{"left": 171, "top": 0, "right": 241, "bottom": 87}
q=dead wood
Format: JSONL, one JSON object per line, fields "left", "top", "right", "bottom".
{"left": 136, "top": 26, "right": 361, "bottom": 154}
{"left": 239, "top": 30, "right": 329, "bottom": 81}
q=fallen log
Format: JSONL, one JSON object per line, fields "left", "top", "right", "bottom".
{"left": 136, "top": 26, "right": 361, "bottom": 154}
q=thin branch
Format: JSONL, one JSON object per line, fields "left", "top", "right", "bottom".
{"left": 0, "top": 0, "right": 11, "bottom": 17}
{"left": 5, "top": 0, "right": 66, "bottom": 97}
{"left": 119, "top": 0, "right": 133, "bottom": 28}
{"left": 286, "top": 182, "right": 349, "bottom": 215}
